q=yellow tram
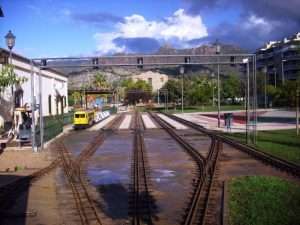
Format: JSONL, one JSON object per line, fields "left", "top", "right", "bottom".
{"left": 73, "top": 110, "right": 95, "bottom": 129}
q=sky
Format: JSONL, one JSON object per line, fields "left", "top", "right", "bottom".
{"left": 0, "top": 0, "right": 299, "bottom": 58}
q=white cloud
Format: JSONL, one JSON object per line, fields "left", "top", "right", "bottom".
{"left": 93, "top": 9, "right": 208, "bottom": 54}
{"left": 94, "top": 33, "right": 126, "bottom": 54}
{"left": 244, "top": 15, "right": 273, "bottom": 34}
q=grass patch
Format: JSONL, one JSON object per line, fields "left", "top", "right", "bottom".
{"left": 228, "top": 176, "right": 300, "bottom": 225}
{"left": 226, "top": 129, "right": 300, "bottom": 165}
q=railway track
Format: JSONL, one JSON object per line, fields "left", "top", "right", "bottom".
{"left": 149, "top": 112, "right": 221, "bottom": 225}
{"left": 58, "top": 141, "right": 103, "bottom": 225}
{"left": 56, "top": 113, "right": 125, "bottom": 225}
{"left": 130, "top": 111, "right": 153, "bottom": 225}
{"left": 163, "top": 113, "right": 300, "bottom": 178}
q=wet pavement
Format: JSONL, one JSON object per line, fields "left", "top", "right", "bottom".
{"left": 63, "top": 129, "right": 100, "bottom": 156}
{"left": 86, "top": 130, "right": 133, "bottom": 225}
{"left": 144, "top": 129, "right": 196, "bottom": 225}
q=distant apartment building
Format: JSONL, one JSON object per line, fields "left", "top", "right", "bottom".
{"left": 131, "top": 71, "right": 168, "bottom": 92}
{"left": 256, "top": 32, "right": 300, "bottom": 84}
{"left": 0, "top": 48, "right": 68, "bottom": 125}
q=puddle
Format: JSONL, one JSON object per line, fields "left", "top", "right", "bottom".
{"left": 87, "top": 168, "right": 128, "bottom": 185}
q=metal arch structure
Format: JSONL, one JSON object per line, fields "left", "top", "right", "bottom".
{"left": 30, "top": 53, "right": 257, "bottom": 151}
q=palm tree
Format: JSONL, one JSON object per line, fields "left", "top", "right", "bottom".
{"left": 94, "top": 72, "right": 109, "bottom": 89}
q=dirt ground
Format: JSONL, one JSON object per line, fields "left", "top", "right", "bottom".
{"left": 0, "top": 149, "right": 52, "bottom": 172}
{"left": 0, "top": 145, "right": 63, "bottom": 225}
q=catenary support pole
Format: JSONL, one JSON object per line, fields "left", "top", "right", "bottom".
{"left": 181, "top": 72, "right": 184, "bottom": 113}
{"left": 217, "top": 56, "right": 221, "bottom": 128}
{"left": 38, "top": 66, "right": 44, "bottom": 150}
{"left": 246, "top": 61, "right": 250, "bottom": 144}
{"left": 30, "top": 60, "right": 37, "bottom": 152}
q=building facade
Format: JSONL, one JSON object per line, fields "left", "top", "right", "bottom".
{"left": 131, "top": 71, "right": 168, "bottom": 92}
{"left": 0, "top": 48, "right": 68, "bottom": 126}
{"left": 256, "top": 32, "right": 300, "bottom": 84}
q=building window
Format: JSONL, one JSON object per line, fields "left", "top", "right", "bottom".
{"left": 48, "top": 95, "right": 52, "bottom": 115}
{"left": 63, "top": 96, "right": 66, "bottom": 108}
{"left": 148, "top": 77, "right": 152, "bottom": 86}
{"left": 14, "top": 90, "right": 23, "bottom": 108}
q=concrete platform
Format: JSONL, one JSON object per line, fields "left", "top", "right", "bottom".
{"left": 142, "top": 114, "right": 157, "bottom": 129}
{"left": 175, "top": 113, "right": 300, "bottom": 133}
{"left": 119, "top": 115, "right": 132, "bottom": 130}
{"left": 157, "top": 113, "right": 187, "bottom": 130}
{"left": 89, "top": 115, "right": 116, "bottom": 131}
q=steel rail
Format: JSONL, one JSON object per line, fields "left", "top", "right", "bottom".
{"left": 149, "top": 112, "right": 221, "bottom": 225}
{"left": 59, "top": 141, "right": 103, "bottom": 225}
{"left": 164, "top": 113, "right": 300, "bottom": 177}
{"left": 131, "top": 111, "right": 153, "bottom": 225}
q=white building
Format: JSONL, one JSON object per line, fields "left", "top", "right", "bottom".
{"left": 131, "top": 71, "right": 168, "bottom": 92}
{"left": 0, "top": 48, "right": 68, "bottom": 127}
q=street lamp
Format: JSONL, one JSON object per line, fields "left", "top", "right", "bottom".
{"left": 273, "top": 68, "right": 277, "bottom": 88}
{"left": 262, "top": 66, "right": 267, "bottom": 108}
{"left": 180, "top": 66, "right": 184, "bottom": 113}
{"left": 5, "top": 30, "right": 16, "bottom": 64}
{"left": 5, "top": 30, "right": 16, "bottom": 137}
{"left": 211, "top": 73, "right": 215, "bottom": 107}
{"left": 281, "top": 59, "right": 287, "bottom": 85}
{"left": 214, "top": 39, "right": 221, "bottom": 128}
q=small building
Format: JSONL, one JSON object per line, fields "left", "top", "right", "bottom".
{"left": 131, "top": 71, "right": 168, "bottom": 92}
{"left": 0, "top": 48, "right": 68, "bottom": 128}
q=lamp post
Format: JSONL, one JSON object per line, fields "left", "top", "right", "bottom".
{"left": 211, "top": 73, "right": 215, "bottom": 107}
{"left": 5, "top": 30, "right": 15, "bottom": 64}
{"left": 273, "top": 68, "right": 277, "bottom": 88}
{"left": 281, "top": 59, "right": 286, "bottom": 85}
{"left": 263, "top": 66, "right": 267, "bottom": 108}
{"left": 180, "top": 66, "right": 184, "bottom": 113}
{"left": 5, "top": 30, "right": 16, "bottom": 135}
{"left": 215, "top": 40, "right": 221, "bottom": 128}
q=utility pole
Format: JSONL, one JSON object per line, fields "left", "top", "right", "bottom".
{"left": 215, "top": 40, "right": 221, "bottom": 128}
{"left": 263, "top": 67, "right": 267, "bottom": 108}
{"left": 180, "top": 66, "right": 184, "bottom": 113}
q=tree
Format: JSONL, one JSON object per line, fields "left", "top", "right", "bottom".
{"left": 121, "top": 78, "right": 152, "bottom": 104}
{"left": 185, "top": 77, "right": 212, "bottom": 105}
{"left": 0, "top": 65, "right": 27, "bottom": 122}
{"left": 221, "top": 74, "right": 242, "bottom": 104}
{"left": 161, "top": 79, "right": 181, "bottom": 103}
{"left": 69, "top": 91, "right": 81, "bottom": 106}
{"left": 0, "top": 65, "right": 27, "bottom": 95}
{"left": 94, "top": 72, "right": 109, "bottom": 89}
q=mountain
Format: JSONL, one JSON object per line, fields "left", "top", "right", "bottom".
{"left": 156, "top": 43, "right": 246, "bottom": 55}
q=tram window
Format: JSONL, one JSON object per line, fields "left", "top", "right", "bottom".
{"left": 75, "top": 114, "right": 85, "bottom": 118}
